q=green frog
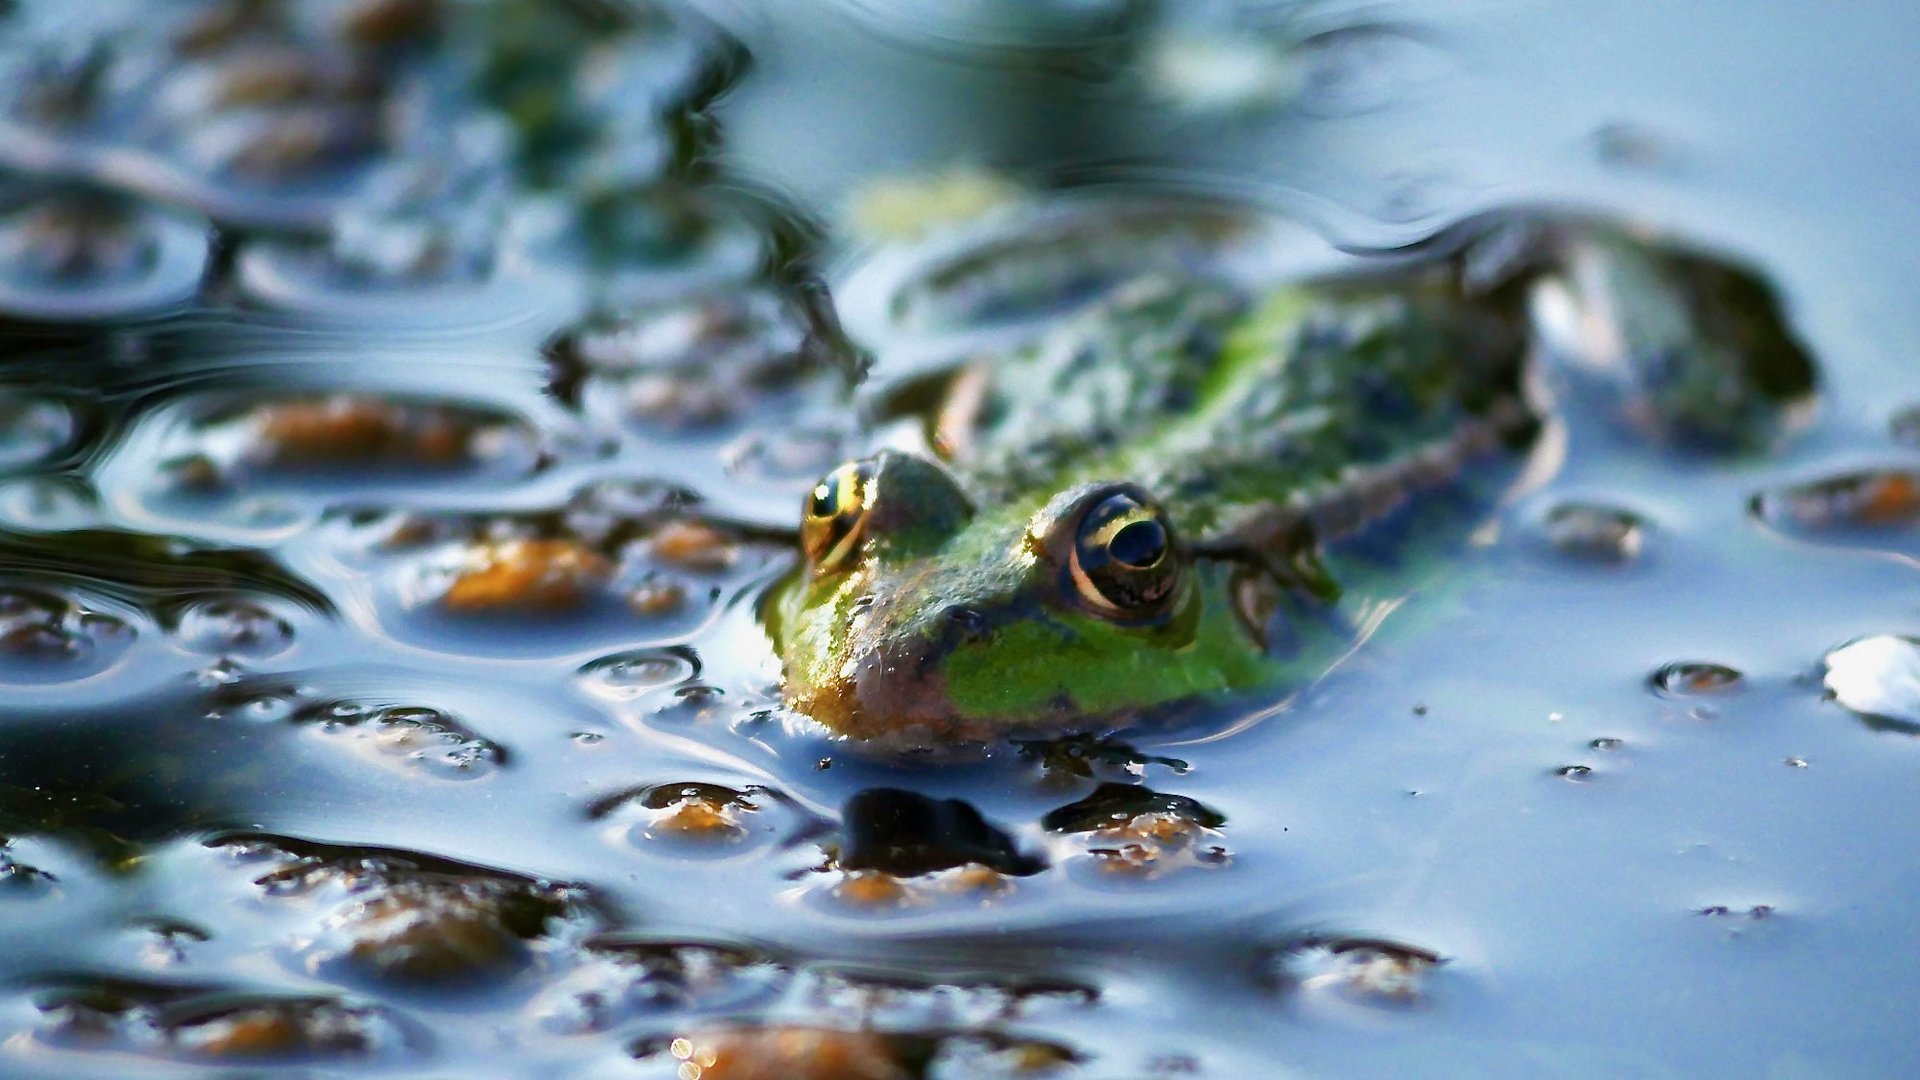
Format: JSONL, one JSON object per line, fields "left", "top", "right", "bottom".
{"left": 767, "top": 215, "right": 1815, "bottom": 745}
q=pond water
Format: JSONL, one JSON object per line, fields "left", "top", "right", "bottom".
{"left": 0, "top": 1, "right": 1918, "bottom": 1077}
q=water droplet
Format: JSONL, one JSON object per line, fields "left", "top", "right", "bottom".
{"left": 292, "top": 700, "right": 505, "bottom": 781}
{"left": 579, "top": 647, "right": 699, "bottom": 700}
{"left": 1590, "top": 737, "right": 1623, "bottom": 751}
{"left": 1555, "top": 764, "right": 1594, "bottom": 781}
{"left": 0, "top": 587, "right": 134, "bottom": 684}
{"left": 0, "top": 392, "right": 74, "bottom": 469}
{"left": 174, "top": 599, "right": 293, "bottom": 658}
{"left": 1652, "top": 661, "right": 1743, "bottom": 697}
{"left": 1541, "top": 502, "right": 1645, "bottom": 564}
{"left": 1272, "top": 936, "right": 1445, "bottom": 1007}
{"left": 1753, "top": 468, "right": 1920, "bottom": 535}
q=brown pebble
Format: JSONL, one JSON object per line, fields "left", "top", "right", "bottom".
{"left": 648, "top": 520, "right": 737, "bottom": 572}
{"left": 441, "top": 538, "right": 610, "bottom": 613}
{"left": 668, "top": 1025, "right": 917, "bottom": 1080}
{"left": 626, "top": 577, "right": 687, "bottom": 616}
{"left": 249, "top": 395, "right": 470, "bottom": 467}
{"left": 834, "top": 870, "right": 910, "bottom": 908}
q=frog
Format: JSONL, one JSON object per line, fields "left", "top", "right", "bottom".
{"left": 765, "top": 215, "right": 1816, "bottom": 746}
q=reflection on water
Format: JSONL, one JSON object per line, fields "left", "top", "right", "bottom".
{"left": 0, "top": 0, "right": 1916, "bottom": 1077}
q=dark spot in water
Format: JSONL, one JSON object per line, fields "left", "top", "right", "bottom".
{"left": 836, "top": 788, "right": 1044, "bottom": 878}
{"left": 1041, "top": 782, "right": 1225, "bottom": 832}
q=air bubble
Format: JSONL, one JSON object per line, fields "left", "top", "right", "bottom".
{"left": 175, "top": 599, "right": 293, "bottom": 658}
{"left": 1541, "top": 501, "right": 1645, "bottom": 564}
{"left": 0, "top": 587, "right": 134, "bottom": 684}
{"left": 0, "top": 391, "right": 74, "bottom": 469}
{"left": 578, "top": 647, "right": 699, "bottom": 701}
{"left": 1651, "top": 661, "right": 1743, "bottom": 697}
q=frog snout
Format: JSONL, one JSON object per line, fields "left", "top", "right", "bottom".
{"left": 834, "top": 603, "right": 984, "bottom": 739}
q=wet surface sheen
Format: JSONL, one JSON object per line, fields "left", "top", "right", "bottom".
{"left": 1, "top": 2, "right": 1919, "bottom": 1078}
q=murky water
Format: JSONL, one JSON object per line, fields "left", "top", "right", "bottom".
{"left": 1, "top": 1, "right": 1919, "bottom": 1077}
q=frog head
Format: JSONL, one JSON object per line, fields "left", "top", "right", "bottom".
{"left": 767, "top": 449, "right": 1268, "bottom": 744}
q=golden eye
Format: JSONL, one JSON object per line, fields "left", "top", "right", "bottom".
{"left": 801, "top": 460, "right": 874, "bottom": 572}
{"left": 1068, "top": 489, "right": 1181, "bottom": 618}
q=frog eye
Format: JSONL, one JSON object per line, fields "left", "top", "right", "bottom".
{"left": 1069, "top": 489, "right": 1181, "bottom": 618}
{"left": 802, "top": 460, "right": 875, "bottom": 572}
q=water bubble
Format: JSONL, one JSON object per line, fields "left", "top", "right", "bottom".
{"left": 1752, "top": 468, "right": 1920, "bottom": 537}
{"left": 32, "top": 980, "right": 414, "bottom": 1063}
{"left": 1272, "top": 936, "right": 1446, "bottom": 1008}
{"left": 0, "top": 189, "right": 208, "bottom": 320}
{"left": 174, "top": 599, "right": 293, "bottom": 658}
{"left": 0, "top": 587, "right": 134, "bottom": 684}
{"left": 529, "top": 937, "right": 789, "bottom": 1034}
{"left": 1555, "top": 764, "right": 1594, "bottom": 782}
{"left": 578, "top": 647, "right": 699, "bottom": 701}
{"left": 1697, "top": 904, "right": 1774, "bottom": 920}
{"left": 1651, "top": 661, "right": 1743, "bottom": 697}
{"left": 1541, "top": 501, "right": 1645, "bottom": 564}
{"left": 1589, "top": 737, "right": 1624, "bottom": 751}
{"left": 0, "top": 391, "right": 74, "bottom": 469}
{"left": 589, "top": 781, "right": 812, "bottom": 857}
{"left": 1043, "top": 783, "right": 1230, "bottom": 878}
{"left": 292, "top": 700, "right": 505, "bottom": 781}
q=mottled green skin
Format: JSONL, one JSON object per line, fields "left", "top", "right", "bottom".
{"left": 769, "top": 223, "right": 1816, "bottom": 745}
{"left": 771, "top": 266, "right": 1534, "bottom": 744}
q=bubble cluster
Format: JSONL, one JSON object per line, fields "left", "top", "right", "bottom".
{"left": 222, "top": 835, "right": 582, "bottom": 986}
{"left": 289, "top": 699, "right": 506, "bottom": 781}
{"left": 0, "top": 585, "right": 135, "bottom": 684}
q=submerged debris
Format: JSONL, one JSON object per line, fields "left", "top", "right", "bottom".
{"left": 33, "top": 979, "right": 413, "bottom": 1063}
{"left": 1271, "top": 936, "right": 1446, "bottom": 1007}
{"left": 216, "top": 834, "right": 583, "bottom": 987}
{"left": 1753, "top": 468, "right": 1920, "bottom": 534}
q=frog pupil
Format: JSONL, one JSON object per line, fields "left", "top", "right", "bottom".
{"left": 1109, "top": 518, "right": 1167, "bottom": 568}
{"left": 809, "top": 483, "right": 835, "bottom": 518}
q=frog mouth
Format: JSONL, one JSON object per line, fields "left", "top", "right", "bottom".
{"left": 787, "top": 587, "right": 1072, "bottom": 746}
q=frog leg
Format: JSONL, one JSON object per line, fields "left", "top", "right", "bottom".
{"left": 1191, "top": 508, "right": 1342, "bottom": 604}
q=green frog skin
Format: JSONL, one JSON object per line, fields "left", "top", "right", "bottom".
{"left": 766, "top": 219, "right": 1814, "bottom": 746}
